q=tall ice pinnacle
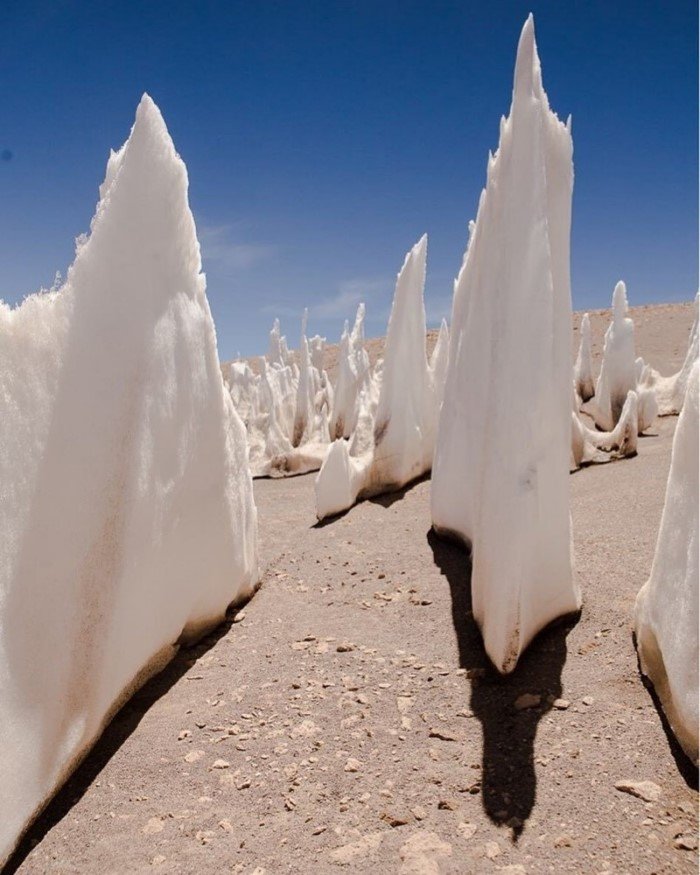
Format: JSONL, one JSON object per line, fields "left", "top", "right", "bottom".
{"left": 0, "top": 93, "right": 258, "bottom": 863}
{"left": 431, "top": 16, "right": 580, "bottom": 673}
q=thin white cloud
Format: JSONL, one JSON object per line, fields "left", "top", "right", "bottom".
{"left": 199, "top": 224, "right": 277, "bottom": 271}
{"left": 261, "top": 276, "right": 392, "bottom": 326}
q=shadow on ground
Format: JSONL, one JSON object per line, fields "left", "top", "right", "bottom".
{"left": 427, "top": 528, "right": 579, "bottom": 840}
{"left": 632, "top": 637, "right": 699, "bottom": 791}
{"left": 312, "top": 472, "right": 430, "bottom": 528}
{"left": 4, "top": 619, "right": 235, "bottom": 874}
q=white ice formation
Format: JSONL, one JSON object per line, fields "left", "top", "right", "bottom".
{"left": 431, "top": 16, "right": 581, "bottom": 674}
{"left": 225, "top": 315, "right": 333, "bottom": 478}
{"left": 571, "top": 387, "right": 638, "bottom": 470}
{"left": 0, "top": 95, "right": 258, "bottom": 864}
{"left": 634, "top": 361, "right": 699, "bottom": 764}
{"left": 583, "top": 282, "right": 657, "bottom": 433}
{"left": 315, "top": 235, "right": 446, "bottom": 520}
{"left": 644, "top": 294, "right": 699, "bottom": 416}
{"left": 574, "top": 312, "right": 594, "bottom": 401}
{"left": 329, "top": 304, "right": 371, "bottom": 440}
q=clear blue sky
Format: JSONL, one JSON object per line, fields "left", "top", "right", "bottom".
{"left": 0, "top": 1, "right": 697, "bottom": 358}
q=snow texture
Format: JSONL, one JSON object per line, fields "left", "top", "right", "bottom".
{"left": 0, "top": 95, "right": 258, "bottom": 864}
{"left": 315, "top": 235, "right": 443, "bottom": 520}
{"left": 431, "top": 16, "right": 581, "bottom": 673}
{"left": 574, "top": 312, "right": 594, "bottom": 402}
{"left": 634, "top": 361, "right": 699, "bottom": 764}
{"left": 226, "top": 315, "right": 332, "bottom": 478}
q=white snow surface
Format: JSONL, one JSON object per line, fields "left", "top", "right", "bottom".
{"left": 315, "top": 235, "right": 445, "bottom": 520}
{"left": 431, "top": 16, "right": 580, "bottom": 673}
{"left": 634, "top": 361, "right": 699, "bottom": 764}
{"left": 0, "top": 95, "right": 258, "bottom": 864}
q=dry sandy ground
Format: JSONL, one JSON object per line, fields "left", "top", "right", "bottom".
{"left": 8, "top": 302, "right": 698, "bottom": 875}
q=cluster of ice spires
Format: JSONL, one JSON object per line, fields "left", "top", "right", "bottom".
{"left": 225, "top": 249, "right": 449, "bottom": 502}
{"left": 313, "top": 235, "right": 450, "bottom": 520}
{"left": 0, "top": 96, "right": 258, "bottom": 864}
{"left": 570, "top": 284, "right": 698, "bottom": 470}
{"left": 222, "top": 313, "right": 334, "bottom": 477}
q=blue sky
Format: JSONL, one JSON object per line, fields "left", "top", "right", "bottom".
{"left": 0, "top": 1, "right": 697, "bottom": 359}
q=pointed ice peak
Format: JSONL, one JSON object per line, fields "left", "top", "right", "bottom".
{"left": 399, "top": 233, "right": 427, "bottom": 277}
{"left": 613, "top": 281, "right": 629, "bottom": 321}
{"left": 513, "top": 14, "right": 541, "bottom": 98}
{"left": 351, "top": 303, "right": 366, "bottom": 342}
{"left": 300, "top": 307, "right": 309, "bottom": 342}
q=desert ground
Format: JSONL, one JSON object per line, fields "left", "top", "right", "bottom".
{"left": 7, "top": 301, "right": 698, "bottom": 875}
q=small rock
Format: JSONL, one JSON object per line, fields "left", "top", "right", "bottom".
{"left": 380, "top": 809, "right": 411, "bottom": 827}
{"left": 177, "top": 730, "right": 191, "bottom": 740}
{"left": 553, "top": 834, "right": 572, "bottom": 848}
{"left": 429, "top": 729, "right": 459, "bottom": 742}
{"left": 514, "top": 693, "right": 541, "bottom": 711}
{"left": 344, "top": 757, "right": 362, "bottom": 773}
{"left": 237, "top": 779, "right": 252, "bottom": 790}
{"left": 552, "top": 699, "right": 570, "bottom": 710}
{"left": 437, "top": 799, "right": 458, "bottom": 811}
{"left": 484, "top": 840, "right": 501, "bottom": 859}
{"left": 151, "top": 855, "right": 167, "bottom": 867}
{"left": 232, "top": 610, "right": 246, "bottom": 623}
{"left": 218, "top": 819, "right": 233, "bottom": 832}
{"left": 581, "top": 696, "right": 594, "bottom": 706}
{"left": 397, "top": 696, "right": 414, "bottom": 714}
{"left": 411, "top": 806, "right": 426, "bottom": 821}
{"left": 674, "top": 835, "right": 698, "bottom": 851}
{"left": 614, "top": 780, "right": 662, "bottom": 802}
{"left": 184, "top": 749, "right": 205, "bottom": 763}
{"left": 337, "top": 643, "right": 355, "bottom": 653}
{"left": 211, "top": 759, "right": 230, "bottom": 769}
{"left": 143, "top": 817, "right": 164, "bottom": 835}
{"left": 399, "top": 832, "right": 452, "bottom": 875}
{"left": 329, "top": 832, "right": 383, "bottom": 864}
{"left": 457, "top": 822, "right": 477, "bottom": 840}
{"left": 312, "top": 826, "right": 327, "bottom": 836}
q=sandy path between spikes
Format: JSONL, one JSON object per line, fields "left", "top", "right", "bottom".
{"left": 10, "top": 301, "right": 698, "bottom": 875}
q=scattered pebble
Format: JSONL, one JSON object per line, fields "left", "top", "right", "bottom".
{"left": 184, "top": 750, "right": 205, "bottom": 764}
{"left": 614, "top": 780, "right": 662, "bottom": 803}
